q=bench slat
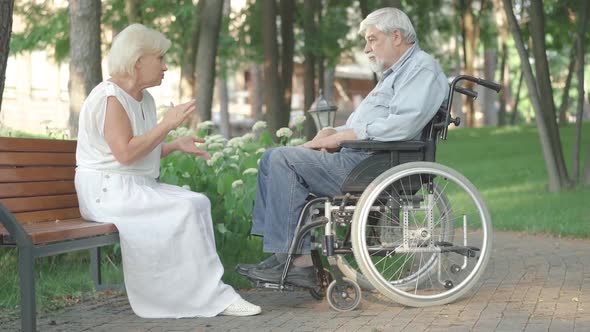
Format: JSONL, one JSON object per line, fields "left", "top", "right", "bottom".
{"left": 0, "top": 194, "right": 79, "bottom": 213}
{"left": 13, "top": 207, "right": 81, "bottom": 224}
{"left": 0, "top": 137, "right": 76, "bottom": 153}
{"left": 0, "top": 152, "right": 76, "bottom": 166}
{"left": 0, "top": 181, "right": 76, "bottom": 198}
{"left": 0, "top": 167, "right": 75, "bottom": 182}
{"left": 0, "top": 218, "right": 117, "bottom": 244}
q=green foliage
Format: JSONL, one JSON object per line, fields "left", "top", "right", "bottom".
{"left": 10, "top": 2, "right": 69, "bottom": 61}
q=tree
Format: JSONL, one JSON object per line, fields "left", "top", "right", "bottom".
{"left": 502, "top": 0, "right": 570, "bottom": 191}
{"left": 261, "top": 0, "right": 294, "bottom": 136}
{"left": 68, "top": 0, "right": 102, "bottom": 138}
{"left": 572, "top": 0, "right": 589, "bottom": 183}
{"left": 0, "top": 0, "right": 14, "bottom": 111}
{"left": 194, "top": 0, "right": 224, "bottom": 123}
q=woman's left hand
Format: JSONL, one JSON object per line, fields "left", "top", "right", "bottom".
{"left": 174, "top": 136, "right": 210, "bottom": 160}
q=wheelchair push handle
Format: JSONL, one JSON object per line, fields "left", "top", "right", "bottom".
{"left": 476, "top": 78, "right": 502, "bottom": 92}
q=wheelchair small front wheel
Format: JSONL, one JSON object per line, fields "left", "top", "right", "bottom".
{"left": 326, "top": 278, "right": 362, "bottom": 312}
{"left": 351, "top": 161, "right": 492, "bottom": 307}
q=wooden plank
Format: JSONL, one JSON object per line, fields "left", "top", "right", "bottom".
{"left": 0, "top": 181, "right": 76, "bottom": 198}
{"left": 0, "top": 218, "right": 118, "bottom": 244}
{"left": 13, "top": 207, "right": 81, "bottom": 224}
{"left": 0, "top": 152, "right": 76, "bottom": 167}
{"left": 0, "top": 167, "right": 75, "bottom": 183}
{"left": 0, "top": 137, "right": 76, "bottom": 153}
{"left": 0, "top": 194, "right": 79, "bottom": 213}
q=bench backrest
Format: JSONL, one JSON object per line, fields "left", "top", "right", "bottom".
{"left": 0, "top": 137, "right": 81, "bottom": 225}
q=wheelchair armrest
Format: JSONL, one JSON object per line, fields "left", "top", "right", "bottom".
{"left": 339, "top": 139, "right": 426, "bottom": 151}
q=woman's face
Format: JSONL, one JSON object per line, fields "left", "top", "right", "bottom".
{"left": 136, "top": 52, "right": 167, "bottom": 87}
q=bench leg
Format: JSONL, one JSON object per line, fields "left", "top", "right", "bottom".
{"left": 19, "top": 245, "right": 36, "bottom": 332}
{"left": 90, "top": 247, "right": 103, "bottom": 289}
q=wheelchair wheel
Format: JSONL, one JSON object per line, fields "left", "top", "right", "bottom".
{"left": 336, "top": 183, "right": 452, "bottom": 292}
{"left": 326, "top": 278, "right": 362, "bottom": 312}
{"left": 351, "top": 161, "right": 492, "bottom": 307}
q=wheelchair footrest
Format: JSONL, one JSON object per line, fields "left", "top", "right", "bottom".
{"left": 437, "top": 241, "right": 480, "bottom": 257}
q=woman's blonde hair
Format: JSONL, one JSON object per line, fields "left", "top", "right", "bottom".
{"left": 107, "top": 23, "right": 171, "bottom": 77}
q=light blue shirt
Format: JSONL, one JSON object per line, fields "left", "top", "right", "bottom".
{"left": 336, "top": 44, "right": 449, "bottom": 141}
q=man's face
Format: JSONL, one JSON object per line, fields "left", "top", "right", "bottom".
{"left": 364, "top": 25, "right": 400, "bottom": 73}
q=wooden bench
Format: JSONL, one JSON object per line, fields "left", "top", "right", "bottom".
{"left": 0, "top": 137, "right": 119, "bottom": 332}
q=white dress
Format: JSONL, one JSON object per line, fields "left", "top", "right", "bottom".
{"left": 75, "top": 81, "right": 239, "bottom": 318}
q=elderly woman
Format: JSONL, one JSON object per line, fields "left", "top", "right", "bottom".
{"left": 75, "top": 24, "right": 260, "bottom": 318}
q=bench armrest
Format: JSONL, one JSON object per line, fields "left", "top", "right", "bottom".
{"left": 339, "top": 139, "right": 426, "bottom": 152}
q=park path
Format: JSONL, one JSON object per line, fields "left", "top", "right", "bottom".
{"left": 2, "top": 231, "right": 589, "bottom": 332}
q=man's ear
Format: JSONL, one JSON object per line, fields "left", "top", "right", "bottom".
{"left": 392, "top": 30, "right": 403, "bottom": 46}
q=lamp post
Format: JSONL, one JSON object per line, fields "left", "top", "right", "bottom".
{"left": 308, "top": 90, "right": 337, "bottom": 131}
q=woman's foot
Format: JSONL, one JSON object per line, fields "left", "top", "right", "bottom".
{"left": 220, "top": 297, "right": 261, "bottom": 316}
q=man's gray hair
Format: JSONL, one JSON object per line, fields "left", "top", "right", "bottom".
{"left": 358, "top": 7, "right": 417, "bottom": 44}
{"left": 108, "top": 23, "right": 171, "bottom": 77}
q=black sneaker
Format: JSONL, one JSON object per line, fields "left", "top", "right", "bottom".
{"left": 236, "top": 254, "right": 281, "bottom": 276}
{"left": 247, "top": 263, "right": 317, "bottom": 289}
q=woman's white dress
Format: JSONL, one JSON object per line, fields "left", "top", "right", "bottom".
{"left": 75, "top": 81, "right": 239, "bottom": 318}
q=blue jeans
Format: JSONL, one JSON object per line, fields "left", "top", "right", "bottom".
{"left": 251, "top": 147, "right": 371, "bottom": 253}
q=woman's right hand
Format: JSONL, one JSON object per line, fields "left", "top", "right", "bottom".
{"left": 162, "top": 99, "right": 196, "bottom": 130}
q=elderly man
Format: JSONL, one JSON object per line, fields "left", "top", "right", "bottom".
{"left": 237, "top": 7, "right": 449, "bottom": 287}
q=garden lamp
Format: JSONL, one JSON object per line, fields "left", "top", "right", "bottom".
{"left": 308, "top": 90, "right": 337, "bottom": 131}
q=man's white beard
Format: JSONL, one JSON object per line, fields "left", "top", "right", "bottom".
{"left": 369, "top": 57, "right": 387, "bottom": 73}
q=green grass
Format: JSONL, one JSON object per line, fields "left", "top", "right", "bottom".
{"left": 437, "top": 123, "right": 590, "bottom": 237}
{"left": 1, "top": 122, "right": 589, "bottom": 313}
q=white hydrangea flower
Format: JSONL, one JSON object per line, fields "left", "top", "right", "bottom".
{"left": 257, "top": 158, "right": 261, "bottom": 166}
{"left": 206, "top": 134, "right": 225, "bottom": 143}
{"left": 230, "top": 155, "right": 239, "bottom": 160}
{"left": 227, "top": 137, "right": 244, "bottom": 148}
{"left": 228, "top": 163, "right": 240, "bottom": 171}
{"left": 252, "top": 121, "right": 267, "bottom": 131}
{"left": 206, "top": 159, "right": 215, "bottom": 166}
{"left": 288, "top": 138, "right": 306, "bottom": 146}
{"left": 181, "top": 184, "right": 191, "bottom": 190}
{"left": 292, "top": 114, "right": 306, "bottom": 126}
{"left": 231, "top": 179, "right": 244, "bottom": 188}
{"left": 241, "top": 133, "right": 255, "bottom": 141}
{"left": 223, "top": 147, "right": 234, "bottom": 155}
{"left": 256, "top": 148, "right": 266, "bottom": 154}
{"left": 182, "top": 172, "right": 190, "bottom": 178}
{"left": 276, "top": 127, "right": 293, "bottom": 138}
{"left": 207, "top": 142, "right": 224, "bottom": 150}
{"left": 197, "top": 121, "right": 214, "bottom": 131}
{"left": 243, "top": 168, "right": 258, "bottom": 175}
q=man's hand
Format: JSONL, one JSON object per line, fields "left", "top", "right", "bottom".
{"left": 172, "top": 136, "right": 210, "bottom": 160}
{"left": 302, "top": 128, "right": 357, "bottom": 152}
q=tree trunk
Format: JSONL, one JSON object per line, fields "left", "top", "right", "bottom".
{"left": 125, "top": 0, "right": 142, "bottom": 24}
{"left": 0, "top": 0, "right": 14, "bottom": 112}
{"left": 279, "top": 0, "right": 295, "bottom": 124}
{"left": 460, "top": 0, "right": 479, "bottom": 127}
{"left": 502, "top": 0, "right": 569, "bottom": 191}
{"left": 249, "top": 64, "right": 264, "bottom": 120}
{"left": 261, "top": 0, "right": 285, "bottom": 137}
{"left": 482, "top": 49, "right": 497, "bottom": 126}
{"left": 180, "top": 1, "right": 203, "bottom": 101}
{"left": 528, "top": 0, "right": 569, "bottom": 189}
{"left": 510, "top": 71, "right": 523, "bottom": 125}
{"left": 217, "top": 0, "right": 231, "bottom": 138}
{"left": 584, "top": 91, "right": 590, "bottom": 185}
{"left": 194, "top": 0, "right": 223, "bottom": 124}
{"left": 558, "top": 46, "right": 576, "bottom": 125}
{"left": 493, "top": 0, "right": 509, "bottom": 126}
{"left": 323, "top": 67, "right": 335, "bottom": 105}
{"left": 303, "top": 0, "right": 317, "bottom": 139}
{"left": 572, "top": 0, "right": 589, "bottom": 183}
{"left": 68, "top": 0, "right": 102, "bottom": 138}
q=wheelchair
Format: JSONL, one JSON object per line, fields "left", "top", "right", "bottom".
{"left": 247, "top": 75, "right": 501, "bottom": 311}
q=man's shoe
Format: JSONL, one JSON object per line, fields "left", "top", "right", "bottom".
{"left": 236, "top": 254, "right": 281, "bottom": 276}
{"left": 219, "top": 297, "right": 261, "bottom": 316}
{"left": 247, "top": 263, "right": 317, "bottom": 288}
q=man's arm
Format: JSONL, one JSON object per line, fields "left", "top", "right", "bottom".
{"left": 302, "top": 129, "right": 357, "bottom": 150}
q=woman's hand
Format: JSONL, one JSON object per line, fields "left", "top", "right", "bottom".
{"left": 172, "top": 136, "right": 210, "bottom": 160}
{"left": 162, "top": 100, "right": 196, "bottom": 130}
